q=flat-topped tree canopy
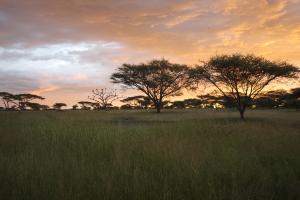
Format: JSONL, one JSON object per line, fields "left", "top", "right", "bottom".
{"left": 0, "top": 92, "right": 45, "bottom": 110}
{"left": 53, "top": 103, "right": 67, "bottom": 110}
{"left": 111, "top": 59, "right": 190, "bottom": 113}
{"left": 190, "top": 54, "right": 299, "bottom": 119}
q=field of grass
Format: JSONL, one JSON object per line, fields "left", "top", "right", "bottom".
{"left": 0, "top": 109, "right": 300, "bottom": 200}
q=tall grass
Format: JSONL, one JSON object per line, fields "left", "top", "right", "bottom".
{"left": 0, "top": 110, "right": 300, "bottom": 200}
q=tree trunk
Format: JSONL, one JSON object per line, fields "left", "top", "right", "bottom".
{"left": 156, "top": 106, "right": 161, "bottom": 113}
{"left": 239, "top": 109, "right": 245, "bottom": 120}
{"left": 155, "top": 102, "right": 161, "bottom": 113}
{"left": 238, "top": 106, "right": 246, "bottom": 120}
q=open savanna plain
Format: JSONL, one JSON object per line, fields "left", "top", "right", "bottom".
{"left": 0, "top": 109, "right": 300, "bottom": 200}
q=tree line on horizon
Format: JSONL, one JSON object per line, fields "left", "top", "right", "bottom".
{"left": 1, "top": 89, "right": 299, "bottom": 111}
{"left": 1, "top": 54, "right": 299, "bottom": 119}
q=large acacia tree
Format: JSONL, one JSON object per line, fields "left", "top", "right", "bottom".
{"left": 111, "top": 59, "right": 190, "bottom": 113}
{"left": 190, "top": 54, "right": 299, "bottom": 119}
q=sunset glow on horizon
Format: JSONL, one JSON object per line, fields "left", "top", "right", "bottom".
{"left": 1, "top": 0, "right": 300, "bottom": 106}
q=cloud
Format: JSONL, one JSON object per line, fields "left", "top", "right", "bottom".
{"left": 0, "top": 0, "right": 299, "bottom": 106}
{"left": 31, "top": 85, "right": 59, "bottom": 95}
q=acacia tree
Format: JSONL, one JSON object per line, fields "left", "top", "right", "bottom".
{"left": 53, "top": 103, "right": 67, "bottom": 110}
{"left": 13, "top": 94, "right": 45, "bottom": 110}
{"left": 0, "top": 92, "right": 15, "bottom": 109}
{"left": 88, "top": 88, "right": 119, "bottom": 110}
{"left": 190, "top": 54, "right": 299, "bottom": 119}
{"left": 77, "top": 101, "right": 96, "bottom": 110}
{"left": 0, "top": 92, "right": 45, "bottom": 110}
{"left": 26, "top": 102, "right": 49, "bottom": 111}
{"left": 121, "top": 95, "right": 153, "bottom": 109}
{"left": 111, "top": 59, "right": 190, "bottom": 113}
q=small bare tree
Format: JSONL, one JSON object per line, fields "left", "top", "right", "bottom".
{"left": 88, "top": 88, "right": 119, "bottom": 110}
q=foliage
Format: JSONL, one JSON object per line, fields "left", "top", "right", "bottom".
{"left": 25, "top": 102, "right": 49, "bottom": 111}
{"left": 53, "top": 103, "right": 67, "bottom": 110}
{"left": 78, "top": 101, "right": 97, "bottom": 110}
{"left": 72, "top": 104, "right": 78, "bottom": 110}
{"left": 0, "top": 92, "right": 45, "bottom": 110}
{"left": 111, "top": 59, "right": 190, "bottom": 113}
{"left": 0, "top": 92, "right": 15, "bottom": 109}
{"left": 190, "top": 54, "right": 299, "bottom": 119}
{"left": 121, "top": 95, "right": 153, "bottom": 109}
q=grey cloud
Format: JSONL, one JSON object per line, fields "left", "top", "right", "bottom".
{"left": 0, "top": 0, "right": 299, "bottom": 106}
{"left": 0, "top": 70, "right": 39, "bottom": 92}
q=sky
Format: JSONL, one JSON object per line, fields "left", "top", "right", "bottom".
{"left": 1, "top": 0, "right": 300, "bottom": 106}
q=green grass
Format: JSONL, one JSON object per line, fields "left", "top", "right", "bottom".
{"left": 0, "top": 109, "right": 300, "bottom": 200}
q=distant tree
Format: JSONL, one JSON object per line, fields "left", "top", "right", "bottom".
{"left": 88, "top": 88, "right": 119, "bottom": 110}
{"left": 111, "top": 59, "right": 190, "bottom": 113}
{"left": 121, "top": 95, "right": 153, "bottom": 109}
{"left": 25, "top": 102, "right": 49, "bottom": 111}
{"left": 13, "top": 93, "right": 45, "bottom": 110}
{"left": 220, "top": 96, "right": 236, "bottom": 108}
{"left": 190, "top": 54, "right": 299, "bottom": 119}
{"left": 53, "top": 103, "right": 67, "bottom": 110}
{"left": 0, "top": 92, "right": 45, "bottom": 110}
{"left": 290, "top": 87, "right": 300, "bottom": 99}
{"left": 72, "top": 104, "right": 78, "bottom": 110}
{"left": 197, "top": 94, "right": 220, "bottom": 108}
{"left": 78, "top": 101, "right": 96, "bottom": 110}
{"left": 284, "top": 88, "right": 300, "bottom": 110}
{"left": 254, "top": 90, "right": 289, "bottom": 108}
{"left": 40, "top": 104, "right": 50, "bottom": 110}
{"left": 0, "top": 92, "right": 16, "bottom": 109}
{"left": 183, "top": 98, "right": 203, "bottom": 108}
{"left": 171, "top": 101, "right": 186, "bottom": 109}
{"left": 120, "top": 104, "right": 134, "bottom": 110}
{"left": 284, "top": 98, "right": 300, "bottom": 109}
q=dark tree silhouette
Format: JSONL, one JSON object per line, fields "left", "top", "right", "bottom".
{"left": 254, "top": 90, "right": 289, "bottom": 108}
{"left": 0, "top": 92, "right": 45, "bottom": 110}
{"left": 111, "top": 59, "right": 190, "bottom": 113}
{"left": 26, "top": 102, "right": 49, "bottom": 111}
{"left": 183, "top": 98, "right": 203, "bottom": 108}
{"left": 0, "top": 92, "right": 15, "bottom": 109}
{"left": 78, "top": 101, "right": 96, "bottom": 110}
{"left": 284, "top": 88, "right": 300, "bottom": 109}
{"left": 120, "top": 104, "right": 134, "bottom": 110}
{"left": 72, "top": 104, "right": 78, "bottom": 110}
{"left": 190, "top": 54, "right": 299, "bottom": 119}
{"left": 53, "top": 103, "right": 67, "bottom": 110}
{"left": 171, "top": 101, "right": 186, "bottom": 109}
{"left": 290, "top": 87, "right": 300, "bottom": 99}
{"left": 13, "top": 94, "right": 45, "bottom": 110}
{"left": 88, "top": 88, "right": 119, "bottom": 110}
{"left": 197, "top": 94, "right": 220, "bottom": 108}
{"left": 197, "top": 94, "right": 235, "bottom": 108}
{"left": 121, "top": 95, "right": 153, "bottom": 109}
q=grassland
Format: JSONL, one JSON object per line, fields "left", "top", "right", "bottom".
{"left": 0, "top": 109, "right": 300, "bottom": 200}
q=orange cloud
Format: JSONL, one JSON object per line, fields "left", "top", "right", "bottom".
{"left": 0, "top": 0, "right": 299, "bottom": 106}
{"left": 31, "top": 85, "right": 59, "bottom": 96}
